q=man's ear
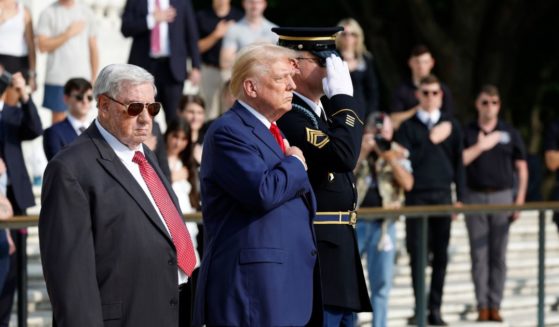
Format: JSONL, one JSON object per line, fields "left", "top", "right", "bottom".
{"left": 243, "top": 79, "right": 258, "bottom": 98}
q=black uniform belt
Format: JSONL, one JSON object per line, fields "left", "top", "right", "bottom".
{"left": 314, "top": 211, "right": 357, "bottom": 226}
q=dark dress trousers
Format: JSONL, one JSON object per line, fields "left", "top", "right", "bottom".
{"left": 39, "top": 123, "right": 186, "bottom": 326}
{"left": 277, "top": 93, "right": 372, "bottom": 312}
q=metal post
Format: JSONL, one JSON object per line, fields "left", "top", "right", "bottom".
{"left": 538, "top": 210, "right": 546, "bottom": 327}
{"left": 416, "top": 215, "right": 428, "bottom": 327}
{"left": 16, "top": 232, "right": 27, "bottom": 327}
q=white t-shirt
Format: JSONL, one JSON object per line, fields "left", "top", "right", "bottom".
{"left": 36, "top": 2, "right": 97, "bottom": 85}
{"left": 222, "top": 17, "right": 278, "bottom": 52}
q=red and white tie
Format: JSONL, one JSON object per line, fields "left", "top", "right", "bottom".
{"left": 132, "top": 151, "right": 196, "bottom": 276}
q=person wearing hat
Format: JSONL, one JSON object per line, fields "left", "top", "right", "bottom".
{"left": 274, "top": 26, "right": 372, "bottom": 326}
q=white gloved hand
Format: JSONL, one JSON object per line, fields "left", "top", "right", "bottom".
{"left": 321, "top": 54, "right": 353, "bottom": 98}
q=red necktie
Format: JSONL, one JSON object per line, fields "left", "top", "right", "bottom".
{"left": 269, "top": 123, "right": 286, "bottom": 154}
{"left": 150, "top": 0, "right": 161, "bottom": 55}
{"left": 132, "top": 151, "right": 196, "bottom": 276}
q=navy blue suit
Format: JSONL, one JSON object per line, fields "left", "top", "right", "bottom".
{"left": 193, "top": 102, "right": 321, "bottom": 326}
{"left": 42, "top": 118, "right": 77, "bottom": 161}
{"left": 121, "top": 0, "right": 201, "bottom": 123}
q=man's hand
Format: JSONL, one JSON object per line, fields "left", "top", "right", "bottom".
{"left": 322, "top": 55, "right": 353, "bottom": 98}
{"left": 188, "top": 68, "right": 201, "bottom": 86}
{"left": 285, "top": 140, "right": 307, "bottom": 170}
{"left": 452, "top": 201, "right": 463, "bottom": 221}
{"left": 65, "top": 20, "right": 86, "bottom": 38}
{"left": 478, "top": 131, "right": 501, "bottom": 151}
{"left": 154, "top": 7, "right": 176, "bottom": 23}
{"left": 213, "top": 19, "right": 234, "bottom": 39}
{"left": 430, "top": 121, "right": 452, "bottom": 144}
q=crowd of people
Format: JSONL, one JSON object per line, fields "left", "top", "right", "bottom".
{"left": 0, "top": 0, "right": 558, "bottom": 326}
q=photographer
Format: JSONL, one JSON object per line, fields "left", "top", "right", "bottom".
{"left": 0, "top": 65, "right": 43, "bottom": 324}
{"left": 354, "top": 112, "right": 413, "bottom": 327}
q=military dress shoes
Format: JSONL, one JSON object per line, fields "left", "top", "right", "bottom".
{"left": 489, "top": 308, "right": 503, "bottom": 322}
{"left": 477, "top": 307, "right": 489, "bottom": 321}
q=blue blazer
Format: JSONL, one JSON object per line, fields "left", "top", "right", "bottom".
{"left": 43, "top": 118, "right": 78, "bottom": 161}
{"left": 193, "top": 102, "right": 320, "bottom": 326}
{"left": 121, "top": 0, "right": 201, "bottom": 82}
{"left": 0, "top": 99, "right": 43, "bottom": 212}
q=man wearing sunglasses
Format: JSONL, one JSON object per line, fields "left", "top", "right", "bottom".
{"left": 462, "top": 85, "right": 528, "bottom": 322}
{"left": 43, "top": 78, "right": 93, "bottom": 161}
{"left": 273, "top": 27, "right": 372, "bottom": 326}
{"left": 389, "top": 44, "right": 455, "bottom": 129}
{"left": 395, "top": 74, "right": 465, "bottom": 326}
{"left": 40, "top": 63, "right": 197, "bottom": 326}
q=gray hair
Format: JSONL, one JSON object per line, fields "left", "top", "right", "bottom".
{"left": 93, "top": 64, "right": 156, "bottom": 100}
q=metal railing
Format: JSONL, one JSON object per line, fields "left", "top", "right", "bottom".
{"left": 2, "top": 201, "right": 559, "bottom": 327}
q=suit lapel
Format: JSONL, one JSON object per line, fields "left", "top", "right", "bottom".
{"left": 231, "top": 102, "right": 284, "bottom": 159}
{"left": 85, "top": 124, "right": 173, "bottom": 244}
{"left": 61, "top": 119, "right": 78, "bottom": 144}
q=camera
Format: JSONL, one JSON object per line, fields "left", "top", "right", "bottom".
{"left": 372, "top": 113, "right": 391, "bottom": 152}
{"left": 374, "top": 133, "right": 391, "bottom": 152}
{"left": 0, "top": 70, "right": 12, "bottom": 96}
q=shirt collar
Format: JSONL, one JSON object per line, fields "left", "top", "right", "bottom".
{"left": 67, "top": 115, "right": 88, "bottom": 133}
{"left": 294, "top": 91, "right": 324, "bottom": 118}
{"left": 0, "top": 100, "right": 4, "bottom": 112}
{"left": 95, "top": 119, "right": 144, "bottom": 163}
{"left": 416, "top": 108, "right": 441, "bottom": 124}
{"left": 238, "top": 100, "right": 271, "bottom": 128}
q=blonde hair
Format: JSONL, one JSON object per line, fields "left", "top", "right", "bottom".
{"left": 336, "top": 18, "right": 369, "bottom": 59}
{"left": 230, "top": 43, "right": 296, "bottom": 100}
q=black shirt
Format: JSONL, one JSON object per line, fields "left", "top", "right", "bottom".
{"left": 395, "top": 112, "right": 465, "bottom": 201}
{"left": 389, "top": 78, "right": 455, "bottom": 116}
{"left": 196, "top": 7, "right": 243, "bottom": 67}
{"left": 463, "top": 120, "right": 526, "bottom": 190}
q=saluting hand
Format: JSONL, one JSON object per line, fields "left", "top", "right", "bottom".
{"left": 322, "top": 54, "right": 353, "bottom": 98}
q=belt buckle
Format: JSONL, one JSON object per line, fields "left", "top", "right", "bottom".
{"left": 349, "top": 211, "right": 357, "bottom": 227}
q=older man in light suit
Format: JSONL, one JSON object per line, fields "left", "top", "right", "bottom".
{"left": 39, "top": 64, "right": 196, "bottom": 326}
{"left": 193, "top": 43, "right": 321, "bottom": 326}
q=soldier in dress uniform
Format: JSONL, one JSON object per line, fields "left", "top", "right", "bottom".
{"left": 273, "top": 26, "right": 372, "bottom": 326}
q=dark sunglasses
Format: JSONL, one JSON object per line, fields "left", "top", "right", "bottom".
{"left": 104, "top": 94, "right": 161, "bottom": 117}
{"left": 72, "top": 94, "right": 93, "bottom": 102}
{"left": 296, "top": 57, "right": 326, "bottom": 68}
{"left": 481, "top": 100, "right": 500, "bottom": 106}
{"left": 421, "top": 90, "right": 440, "bottom": 97}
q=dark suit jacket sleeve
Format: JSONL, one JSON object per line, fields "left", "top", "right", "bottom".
{"left": 18, "top": 99, "right": 43, "bottom": 140}
{"left": 121, "top": 0, "right": 149, "bottom": 37}
{"left": 39, "top": 159, "right": 104, "bottom": 326}
{"left": 42, "top": 127, "right": 61, "bottom": 161}
{"left": 210, "top": 124, "right": 309, "bottom": 214}
{"left": 183, "top": 0, "right": 201, "bottom": 68}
